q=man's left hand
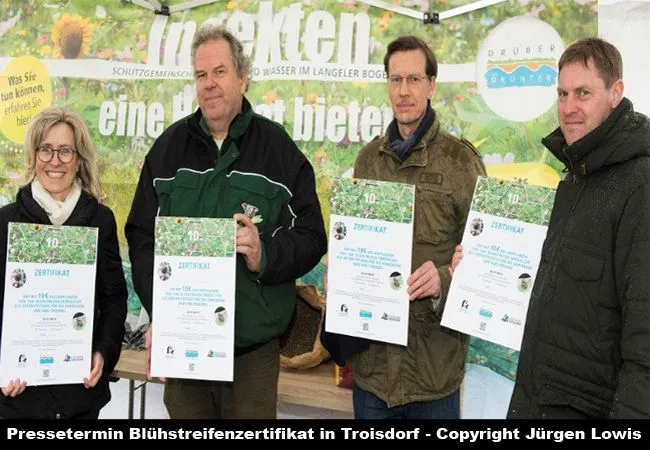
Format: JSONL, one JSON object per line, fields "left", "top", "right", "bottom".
{"left": 407, "top": 260, "right": 441, "bottom": 301}
{"left": 234, "top": 213, "right": 262, "bottom": 273}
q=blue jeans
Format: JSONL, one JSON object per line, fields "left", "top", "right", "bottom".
{"left": 353, "top": 385, "right": 460, "bottom": 419}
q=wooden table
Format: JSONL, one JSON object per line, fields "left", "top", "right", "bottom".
{"left": 111, "top": 349, "right": 353, "bottom": 419}
{"left": 278, "top": 361, "right": 353, "bottom": 413}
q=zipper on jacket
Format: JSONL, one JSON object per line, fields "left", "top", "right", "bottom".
{"left": 561, "top": 147, "right": 578, "bottom": 183}
{"left": 187, "top": 117, "right": 220, "bottom": 166}
{"left": 562, "top": 147, "right": 576, "bottom": 184}
{"left": 560, "top": 146, "right": 588, "bottom": 211}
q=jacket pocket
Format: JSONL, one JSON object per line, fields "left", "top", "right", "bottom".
{"left": 555, "top": 245, "right": 604, "bottom": 332}
{"left": 227, "top": 175, "right": 283, "bottom": 235}
{"left": 537, "top": 385, "right": 601, "bottom": 418}
{"left": 234, "top": 267, "right": 277, "bottom": 347}
{"left": 154, "top": 173, "right": 201, "bottom": 217}
{"left": 415, "top": 186, "right": 456, "bottom": 245}
{"left": 351, "top": 346, "right": 375, "bottom": 378}
{"left": 559, "top": 249, "right": 603, "bottom": 281}
{"left": 558, "top": 247, "right": 604, "bottom": 298}
{"left": 410, "top": 296, "right": 438, "bottom": 334}
{"left": 406, "top": 300, "right": 466, "bottom": 395}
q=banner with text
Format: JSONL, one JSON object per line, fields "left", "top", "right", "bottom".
{"left": 0, "top": 0, "right": 598, "bottom": 417}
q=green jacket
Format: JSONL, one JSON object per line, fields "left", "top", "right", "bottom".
{"left": 351, "top": 114, "right": 486, "bottom": 407}
{"left": 126, "top": 99, "right": 327, "bottom": 350}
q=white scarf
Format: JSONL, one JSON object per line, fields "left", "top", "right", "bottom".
{"left": 31, "top": 178, "right": 82, "bottom": 225}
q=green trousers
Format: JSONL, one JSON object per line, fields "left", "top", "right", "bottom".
{"left": 163, "top": 337, "right": 280, "bottom": 419}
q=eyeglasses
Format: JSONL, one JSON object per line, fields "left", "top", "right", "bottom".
{"left": 36, "top": 145, "right": 77, "bottom": 163}
{"left": 388, "top": 74, "right": 430, "bottom": 87}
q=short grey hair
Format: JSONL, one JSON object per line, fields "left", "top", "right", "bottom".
{"left": 191, "top": 22, "right": 251, "bottom": 91}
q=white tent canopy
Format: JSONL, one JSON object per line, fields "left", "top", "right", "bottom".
{"left": 599, "top": 0, "right": 650, "bottom": 115}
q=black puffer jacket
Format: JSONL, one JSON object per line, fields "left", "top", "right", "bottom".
{"left": 508, "top": 98, "right": 650, "bottom": 419}
{"left": 0, "top": 185, "right": 127, "bottom": 419}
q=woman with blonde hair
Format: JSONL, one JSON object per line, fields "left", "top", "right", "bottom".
{"left": 0, "top": 106, "right": 127, "bottom": 419}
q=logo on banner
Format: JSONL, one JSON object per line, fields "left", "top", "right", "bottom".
{"left": 476, "top": 16, "right": 565, "bottom": 122}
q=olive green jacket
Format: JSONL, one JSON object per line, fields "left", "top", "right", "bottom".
{"left": 351, "top": 115, "right": 486, "bottom": 407}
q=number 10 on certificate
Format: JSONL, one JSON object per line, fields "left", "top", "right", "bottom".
{"left": 325, "top": 178, "right": 414, "bottom": 346}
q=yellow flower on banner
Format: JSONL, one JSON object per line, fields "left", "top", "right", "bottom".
{"left": 226, "top": 1, "right": 237, "bottom": 10}
{"left": 263, "top": 90, "right": 278, "bottom": 104}
{"left": 315, "top": 147, "right": 328, "bottom": 166}
{"left": 379, "top": 12, "right": 392, "bottom": 32}
{"left": 51, "top": 14, "right": 93, "bottom": 59}
{"left": 97, "top": 49, "right": 113, "bottom": 59}
{"left": 306, "top": 92, "right": 319, "bottom": 111}
{"left": 38, "top": 45, "right": 52, "bottom": 57}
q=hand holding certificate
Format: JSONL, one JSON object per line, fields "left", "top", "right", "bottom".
{"left": 149, "top": 217, "right": 237, "bottom": 381}
{"left": 325, "top": 178, "right": 414, "bottom": 346}
{"left": 442, "top": 176, "right": 555, "bottom": 351}
{"left": 0, "top": 223, "right": 98, "bottom": 386}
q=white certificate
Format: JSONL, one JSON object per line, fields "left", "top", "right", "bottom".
{"left": 150, "top": 217, "right": 237, "bottom": 381}
{"left": 441, "top": 176, "right": 555, "bottom": 350}
{"left": 0, "top": 223, "right": 98, "bottom": 386}
{"left": 325, "top": 178, "right": 414, "bottom": 346}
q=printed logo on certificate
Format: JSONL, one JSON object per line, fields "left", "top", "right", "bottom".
{"left": 150, "top": 217, "right": 237, "bottom": 381}
{"left": 442, "top": 176, "right": 555, "bottom": 351}
{"left": 0, "top": 223, "right": 98, "bottom": 386}
{"left": 325, "top": 178, "right": 414, "bottom": 346}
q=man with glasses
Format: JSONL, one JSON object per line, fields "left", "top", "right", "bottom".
{"left": 345, "top": 36, "right": 485, "bottom": 419}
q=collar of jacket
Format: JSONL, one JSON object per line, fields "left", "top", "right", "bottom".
{"left": 377, "top": 112, "right": 442, "bottom": 169}
{"left": 187, "top": 96, "right": 254, "bottom": 142}
{"left": 542, "top": 97, "right": 650, "bottom": 179}
{"left": 16, "top": 183, "right": 98, "bottom": 226}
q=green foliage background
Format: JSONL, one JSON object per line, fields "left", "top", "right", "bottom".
{"left": 0, "top": 1, "right": 598, "bottom": 236}
{"left": 0, "top": 0, "right": 597, "bottom": 381}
